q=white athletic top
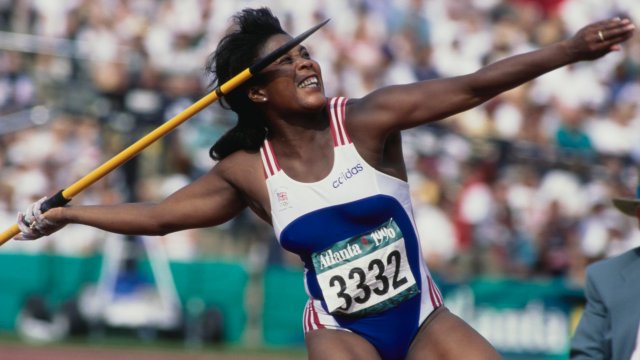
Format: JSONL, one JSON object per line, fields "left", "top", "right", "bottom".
{"left": 260, "top": 97, "right": 442, "bottom": 360}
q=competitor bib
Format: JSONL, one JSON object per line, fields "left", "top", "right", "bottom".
{"left": 312, "top": 219, "right": 419, "bottom": 317}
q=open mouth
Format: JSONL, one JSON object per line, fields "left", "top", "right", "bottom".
{"left": 298, "top": 76, "right": 320, "bottom": 89}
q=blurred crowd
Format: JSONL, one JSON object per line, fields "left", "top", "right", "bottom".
{"left": 1, "top": 0, "right": 640, "bottom": 285}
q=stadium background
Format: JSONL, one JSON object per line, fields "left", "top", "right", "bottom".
{"left": 0, "top": 0, "right": 639, "bottom": 358}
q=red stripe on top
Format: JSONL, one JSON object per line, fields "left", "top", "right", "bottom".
{"left": 265, "top": 139, "right": 281, "bottom": 171}
{"left": 427, "top": 276, "right": 437, "bottom": 308}
{"left": 335, "top": 97, "right": 347, "bottom": 145}
{"left": 260, "top": 139, "right": 280, "bottom": 178}
{"left": 259, "top": 146, "right": 271, "bottom": 178}
{"left": 334, "top": 97, "right": 344, "bottom": 144}
{"left": 338, "top": 97, "right": 351, "bottom": 144}
{"left": 331, "top": 97, "right": 343, "bottom": 145}
{"left": 429, "top": 276, "right": 444, "bottom": 307}
{"left": 434, "top": 281, "right": 444, "bottom": 306}
{"left": 329, "top": 97, "right": 351, "bottom": 146}
{"left": 328, "top": 98, "right": 339, "bottom": 146}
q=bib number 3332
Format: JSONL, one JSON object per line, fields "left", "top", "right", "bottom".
{"left": 312, "top": 219, "right": 419, "bottom": 317}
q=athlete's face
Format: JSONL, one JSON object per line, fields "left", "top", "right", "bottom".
{"left": 251, "top": 34, "right": 325, "bottom": 114}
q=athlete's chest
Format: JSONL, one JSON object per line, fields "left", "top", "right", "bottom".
{"left": 266, "top": 146, "right": 374, "bottom": 225}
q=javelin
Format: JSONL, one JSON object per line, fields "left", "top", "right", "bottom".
{"left": 0, "top": 19, "right": 330, "bottom": 245}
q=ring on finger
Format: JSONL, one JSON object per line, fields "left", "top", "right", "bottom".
{"left": 598, "top": 30, "right": 605, "bottom": 41}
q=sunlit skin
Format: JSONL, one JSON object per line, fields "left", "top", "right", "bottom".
{"left": 252, "top": 35, "right": 327, "bottom": 119}
{"left": 17, "top": 16, "right": 636, "bottom": 360}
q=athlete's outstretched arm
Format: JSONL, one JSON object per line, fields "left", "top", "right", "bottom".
{"left": 348, "top": 17, "right": 635, "bottom": 137}
{"left": 17, "top": 165, "right": 247, "bottom": 239}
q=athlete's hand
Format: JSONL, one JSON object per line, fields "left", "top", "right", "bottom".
{"left": 565, "top": 17, "right": 635, "bottom": 62}
{"left": 16, "top": 197, "right": 64, "bottom": 240}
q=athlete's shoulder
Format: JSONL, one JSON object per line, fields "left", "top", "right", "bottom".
{"left": 214, "top": 149, "right": 262, "bottom": 178}
{"left": 214, "top": 149, "right": 270, "bottom": 220}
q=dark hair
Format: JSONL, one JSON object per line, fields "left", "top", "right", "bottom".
{"left": 206, "top": 7, "right": 286, "bottom": 160}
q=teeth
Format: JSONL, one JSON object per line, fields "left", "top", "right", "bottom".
{"left": 298, "top": 76, "right": 319, "bottom": 88}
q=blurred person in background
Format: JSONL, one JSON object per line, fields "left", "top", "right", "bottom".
{"left": 535, "top": 199, "right": 578, "bottom": 277}
{"left": 13, "top": 6, "right": 635, "bottom": 360}
{"left": 0, "top": 51, "right": 35, "bottom": 114}
{"left": 570, "top": 194, "right": 640, "bottom": 359}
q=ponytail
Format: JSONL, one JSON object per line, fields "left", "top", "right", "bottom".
{"left": 205, "top": 7, "right": 285, "bottom": 160}
{"left": 209, "top": 118, "right": 267, "bottom": 160}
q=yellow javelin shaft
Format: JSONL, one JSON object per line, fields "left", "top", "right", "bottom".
{"left": 0, "top": 68, "right": 251, "bottom": 245}
{"left": 65, "top": 68, "right": 251, "bottom": 199}
{"left": 0, "top": 225, "right": 19, "bottom": 244}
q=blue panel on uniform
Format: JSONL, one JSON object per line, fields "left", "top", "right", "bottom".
{"left": 279, "top": 195, "right": 424, "bottom": 360}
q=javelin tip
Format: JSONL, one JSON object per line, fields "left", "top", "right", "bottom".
{"left": 249, "top": 18, "right": 331, "bottom": 74}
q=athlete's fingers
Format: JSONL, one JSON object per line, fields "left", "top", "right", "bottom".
{"left": 16, "top": 212, "right": 30, "bottom": 234}
{"left": 15, "top": 197, "right": 49, "bottom": 241}
{"left": 601, "top": 17, "right": 632, "bottom": 30}
{"left": 599, "top": 23, "right": 636, "bottom": 42}
{"left": 15, "top": 212, "right": 39, "bottom": 241}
